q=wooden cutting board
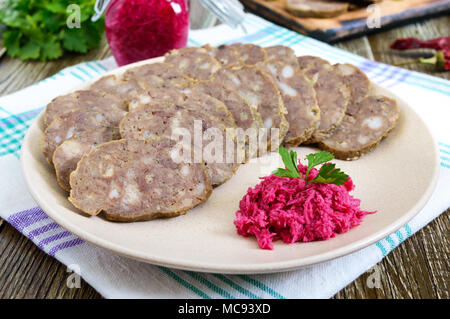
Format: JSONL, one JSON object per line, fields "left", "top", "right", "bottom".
{"left": 240, "top": 0, "right": 450, "bottom": 42}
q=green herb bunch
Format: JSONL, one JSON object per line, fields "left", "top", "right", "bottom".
{"left": 0, "top": 0, "right": 104, "bottom": 61}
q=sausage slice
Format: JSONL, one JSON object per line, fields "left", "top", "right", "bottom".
{"left": 89, "top": 75, "right": 150, "bottom": 108}
{"left": 164, "top": 47, "right": 221, "bottom": 81}
{"left": 129, "top": 87, "right": 236, "bottom": 129}
{"left": 42, "top": 110, "right": 116, "bottom": 165}
{"left": 69, "top": 138, "right": 212, "bottom": 221}
{"left": 193, "top": 81, "right": 264, "bottom": 131}
{"left": 260, "top": 61, "right": 320, "bottom": 146}
{"left": 229, "top": 43, "right": 267, "bottom": 66}
{"left": 286, "top": 0, "right": 349, "bottom": 18}
{"left": 212, "top": 66, "right": 289, "bottom": 152}
{"left": 53, "top": 127, "right": 121, "bottom": 191}
{"left": 202, "top": 44, "right": 243, "bottom": 68}
{"left": 120, "top": 103, "right": 242, "bottom": 186}
{"left": 265, "top": 45, "right": 299, "bottom": 68}
{"left": 297, "top": 55, "right": 330, "bottom": 79}
{"left": 319, "top": 96, "right": 400, "bottom": 160}
{"left": 297, "top": 56, "right": 350, "bottom": 142}
{"left": 335, "top": 63, "right": 371, "bottom": 104}
{"left": 123, "top": 62, "right": 190, "bottom": 89}
{"left": 44, "top": 90, "right": 126, "bottom": 127}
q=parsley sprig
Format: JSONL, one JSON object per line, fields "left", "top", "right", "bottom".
{"left": 273, "top": 147, "right": 349, "bottom": 185}
{"left": 0, "top": 0, "right": 104, "bottom": 61}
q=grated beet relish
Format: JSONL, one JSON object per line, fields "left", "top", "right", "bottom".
{"left": 234, "top": 161, "right": 376, "bottom": 250}
{"left": 105, "top": 0, "right": 189, "bottom": 66}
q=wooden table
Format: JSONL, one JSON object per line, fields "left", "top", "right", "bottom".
{"left": 0, "top": 10, "right": 448, "bottom": 298}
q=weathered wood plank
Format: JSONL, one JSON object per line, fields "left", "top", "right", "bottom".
{"left": 333, "top": 35, "right": 375, "bottom": 60}
{"left": 333, "top": 210, "right": 449, "bottom": 299}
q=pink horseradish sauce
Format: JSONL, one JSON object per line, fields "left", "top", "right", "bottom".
{"left": 234, "top": 161, "right": 375, "bottom": 250}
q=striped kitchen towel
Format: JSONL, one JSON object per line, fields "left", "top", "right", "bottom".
{"left": 1, "top": 13, "right": 449, "bottom": 299}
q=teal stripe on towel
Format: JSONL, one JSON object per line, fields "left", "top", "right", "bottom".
{"left": 213, "top": 274, "right": 260, "bottom": 299}
{"left": 376, "top": 241, "right": 387, "bottom": 256}
{"left": 385, "top": 236, "right": 396, "bottom": 250}
{"left": 395, "top": 230, "right": 404, "bottom": 243}
{"left": 76, "top": 66, "right": 95, "bottom": 79}
{"left": 238, "top": 275, "right": 285, "bottom": 299}
{"left": 158, "top": 267, "right": 211, "bottom": 299}
{"left": 405, "top": 224, "right": 412, "bottom": 237}
{"left": 183, "top": 272, "right": 235, "bottom": 299}
{"left": 70, "top": 71, "right": 85, "bottom": 82}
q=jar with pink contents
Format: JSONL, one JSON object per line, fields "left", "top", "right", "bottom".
{"left": 95, "top": 0, "right": 189, "bottom": 66}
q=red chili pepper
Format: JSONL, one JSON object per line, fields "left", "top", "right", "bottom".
{"left": 390, "top": 37, "right": 450, "bottom": 51}
{"left": 390, "top": 36, "right": 450, "bottom": 71}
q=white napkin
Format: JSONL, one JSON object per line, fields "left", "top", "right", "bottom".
{"left": 1, "top": 14, "right": 449, "bottom": 299}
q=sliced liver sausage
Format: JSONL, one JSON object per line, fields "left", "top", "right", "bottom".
{"left": 297, "top": 55, "right": 350, "bottom": 143}
{"left": 286, "top": 0, "right": 349, "bottom": 18}
{"left": 212, "top": 66, "right": 289, "bottom": 152}
{"left": 122, "top": 62, "right": 191, "bottom": 89}
{"left": 119, "top": 103, "right": 242, "bottom": 186}
{"left": 89, "top": 75, "right": 150, "bottom": 108}
{"left": 42, "top": 109, "right": 115, "bottom": 165}
{"left": 319, "top": 95, "right": 400, "bottom": 160}
{"left": 129, "top": 87, "right": 236, "bottom": 129}
{"left": 260, "top": 61, "right": 320, "bottom": 146}
{"left": 335, "top": 63, "right": 371, "bottom": 104}
{"left": 164, "top": 47, "right": 221, "bottom": 81}
{"left": 53, "top": 127, "right": 121, "bottom": 191}
{"left": 44, "top": 90, "right": 126, "bottom": 127}
{"left": 229, "top": 43, "right": 267, "bottom": 66}
{"left": 297, "top": 55, "right": 330, "bottom": 79}
{"left": 193, "top": 81, "right": 264, "bottom": 131}
{"left": 69, "top": 137, "right": 212, "bottom": 221}
{"left": 264, "top": 45, "right": 299, "bottom": 69}
{"left": 202, "top": 44, "right": 243, "bottom": 68}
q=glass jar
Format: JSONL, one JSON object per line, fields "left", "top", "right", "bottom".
{"left": 104, "top": 0, "right": 189, "bottom": 66}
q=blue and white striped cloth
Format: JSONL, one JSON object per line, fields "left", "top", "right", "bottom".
{"left": 1, "top": 14, "right": 449, "bottom": 298}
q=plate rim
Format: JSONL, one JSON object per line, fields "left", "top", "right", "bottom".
{"left": 20, "top": 57, "right": 441, "bottom": 274}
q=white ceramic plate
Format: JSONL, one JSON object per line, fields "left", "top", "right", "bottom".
{"left": 21, "top": 57, "right": 440, "bottom": 274}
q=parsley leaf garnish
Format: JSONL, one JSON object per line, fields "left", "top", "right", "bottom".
{"left": 273, "top": 147, "right": 349, "bottom": 186}
{"left": 0, "top": 0, "right": 104, "bottom": 61}
{"left": 310, "top": 163, "right": 349, "bottom": 185}
{"left": 274, "top": 146, "right": 302, "bottom": 178}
